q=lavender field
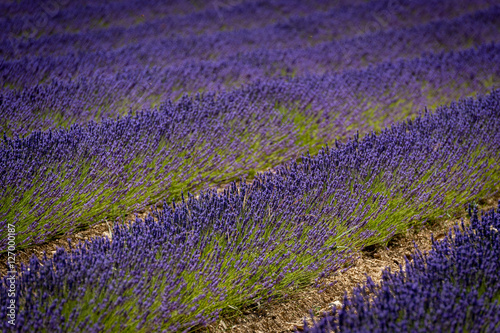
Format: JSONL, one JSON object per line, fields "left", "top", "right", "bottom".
{"left": 1, "top": 0, "right": 499, "bottom": 332}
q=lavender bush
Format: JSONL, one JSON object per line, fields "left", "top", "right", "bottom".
{"left": 300, "top": 204, "right": 500, "bottom": 332}
{"left": 1, "top": 92, "right": 499, "bottom": 331}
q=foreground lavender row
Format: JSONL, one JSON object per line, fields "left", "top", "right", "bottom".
{"left": 1, "top": 45, "right": 498, "bottom": 252}
{"left": 3, "top": 5, "right": 498, "bottom": 132}
{"left": 1, "top": 92, "right": 499, "bottom": 331}
{"left": 300, "top": 204, "right": 500, "bottom": 332}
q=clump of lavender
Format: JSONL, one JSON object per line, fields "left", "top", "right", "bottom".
{"left": 300, "top": 203, "right": 500, "bottom": 333}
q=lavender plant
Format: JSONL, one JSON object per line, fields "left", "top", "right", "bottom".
{"left": 300, "top": 204, "right": 500, "bottom": 332}
{"left": 1, "top": 92, "right": 499, "bottom": 332}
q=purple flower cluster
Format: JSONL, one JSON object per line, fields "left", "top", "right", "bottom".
{"left": 2, "top": 45, "right": 499, "bottom": 251}
{"left": 300, "top": 204, "right": 500, "bottom": 332}
{"left": 1, "top": 92, "right": 499, "bottom": 331}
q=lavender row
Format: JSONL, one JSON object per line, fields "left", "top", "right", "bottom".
{"left": 1, "top": 44, "right": 498, "bottom": 252}
{"left": 0, "top": 0, "right": 357, "bottom": 42}
{"left": 2, "top": 9, "right": 499, "bottom": 136}
{"left": 300, "top": 204, "right": 500, "bottom": 333}
{"left": 1, "top": 91, "right": 500, "bottom": 331}
{"left": 2, "top": 0, "right": 490, "bottom": 62}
